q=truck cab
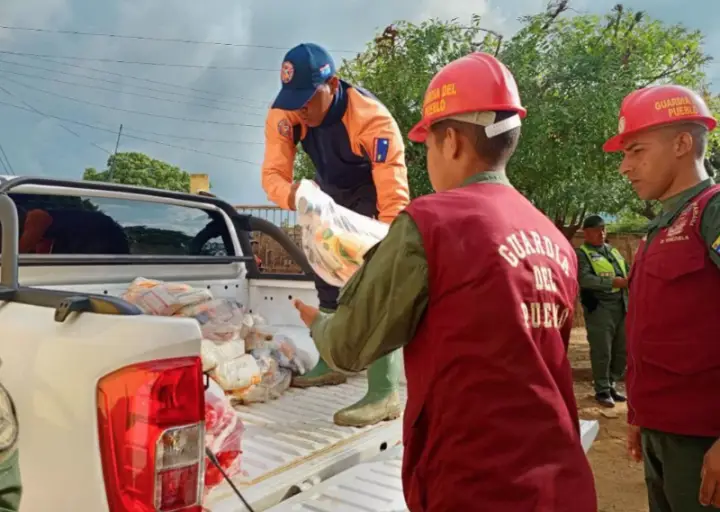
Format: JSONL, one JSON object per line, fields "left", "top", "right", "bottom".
{"left": 0, "top": 176, "right": 599, "bottom": 511}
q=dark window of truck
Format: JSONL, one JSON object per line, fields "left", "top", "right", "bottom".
{"left": 7, "top": 193, "right": 234, "bottom": 257}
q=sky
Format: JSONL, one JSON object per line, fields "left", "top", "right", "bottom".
{"left": 0, "top": 0, "right": 718, "bottom": 206}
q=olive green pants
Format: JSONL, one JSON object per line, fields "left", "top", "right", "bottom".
{"left": 642, "top": 428, "right": 717, "bottom": 512}
{"left": 583, "top": 301, "right": 626, "bottom": 394}
{"left": 0, "top": 448, "right": 21, "bottom": 512}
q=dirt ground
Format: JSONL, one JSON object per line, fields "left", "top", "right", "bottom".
{"left": 569, "top": 329, "right": 648, "bottom": 512}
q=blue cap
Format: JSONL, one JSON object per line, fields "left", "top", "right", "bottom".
{"left": 272, "top": 43, "right": 336, "bottom": 111}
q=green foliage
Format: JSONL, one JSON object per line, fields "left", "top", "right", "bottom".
{"left": 607, "top": 210, "right": 650, "bottom": 233}
{"left": 336, "top": 17, "right": 497, "bottom": 198}
{"left": 83, "top": 152, "right": 191, "bottom": 193}
{"left": 501, "top": 3, "right": 711, "bottom": 236}
{"left": 334, "top": 3, "right": 711, "bottom": 237}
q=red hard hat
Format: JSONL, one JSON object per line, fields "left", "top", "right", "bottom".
{"left": 408, "top": 52, "right": 526, "bottom": 143}
{"left": 603, "top": 84, "right": 717, "bottom": 152}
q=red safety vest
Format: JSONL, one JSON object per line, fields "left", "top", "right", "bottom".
{"left": 402, "top": 181, "right": 597, "bottom": 512}
{"left": 626, "top": 184, "right": 720, "bottom": 437}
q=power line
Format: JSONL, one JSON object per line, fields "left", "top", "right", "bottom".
{"left": 0, "top": 83, "right": 110, "bottom": 154}
{"left": 0, "top": 74, "right": 265, "bottom": 128}
{"left": 0, "top": 49, "right": 277, "bottom": 71}
{"left": 0, "top": 98, "right": 262, "bottom": 165}
{"left": 0, "top": 143, "right": 9, "bottom": 175}
{"left": 0, "top": 65, "right": 265, "bottom": 116}
{"left": 0, "top": 141, "right": 15, "bottom": 175}
{"left": 0, "top": 25, "right": 362, "bottom": 54}
{"left": 0, "top": 57, "right": 268, "bottom": 110}
{"left": 0, "top": 97, "right": 264, "bottom": 145}
{"left": 1, "top": 53, "right": 272, "bottom": 105}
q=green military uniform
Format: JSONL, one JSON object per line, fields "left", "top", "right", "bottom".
{"left": 0, "top": 383, "right": 21, "bottom": 512}
{"left": 638, "top": 178, "right": 720, "bottom": 512}
{"left": 310, "top": 172, "right": 509, "bottom": 378}
{"left": 575, "top": 234, "right": 629, "bottom": 400}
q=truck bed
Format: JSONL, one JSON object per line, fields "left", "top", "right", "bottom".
{"left": 266, "top": 421, "right": 600, "bottom": 512}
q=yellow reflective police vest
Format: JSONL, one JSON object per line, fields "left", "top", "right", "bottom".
{"left": 578, "top": 243, "right": 628, "bottom": 293}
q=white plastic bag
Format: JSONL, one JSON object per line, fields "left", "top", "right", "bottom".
{"left": 122, "top": 277, "right": 213, "bottom": 316}
{"left": 231, "top": 353, "right": 293, "bottom": 404}
{"left": 295, "top": 179, "right": 390, "bottom": 287}
{"left": 201, "top": 339, "right": 246, "bottom": 373}
{"left": 204, "top": 380, "right": 245, "bottom": 495}
{"left": 209, "top": 354, "right": 262, "bottom": 394}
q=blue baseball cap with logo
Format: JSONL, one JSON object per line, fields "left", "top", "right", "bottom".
{"left": 272, "top": 43, "right": 337, "bottom": 111}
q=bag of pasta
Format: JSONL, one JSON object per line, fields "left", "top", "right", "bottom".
{"left": 295, "top": 179, "right": 389, "bottom": 287}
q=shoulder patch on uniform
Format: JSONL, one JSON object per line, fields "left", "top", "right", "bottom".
{"left": 373, "top": 137, "right": 389, "bottom": 163}
{"left": 712, "top": 233, "right": 720, "bottom": 253}
{"left": 0, "top": 384, "right": 18, "bottom": 454}
{"left": 277, "top": 118, "right": 292, "bottom": 139}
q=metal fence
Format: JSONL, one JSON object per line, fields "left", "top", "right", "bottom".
{"left": 236, "top": 204, "right": 643, "bottom": 329}
{"left": 235, "top": 205, "right": 304, "bottom": 274}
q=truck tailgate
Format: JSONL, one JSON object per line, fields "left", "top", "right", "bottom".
{"left": 0, "top": 299, "right": 203, "bottom": 512}
{"left": 266, "top": 420, "right": 600, "bottom": 512}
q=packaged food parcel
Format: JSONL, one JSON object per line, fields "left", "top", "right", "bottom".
{"left": 231, "top": 352, "right": 293, "bottom": 404}
{"left": 122, "top": 277, "right": 213, "bottom": 316}
{"left": 176, "top": 298, "right": 245, "bottom": 342}
{"left": 204, "top": 379, "right": 246, "bottom": 495}
{"left": 201, "top": 338, "right": 246, "bottom": 373}
{"left": 209, "top": 354, "right": 262, "bottom": 395}
{"left": 295, "top": 179, "right": 390, "bottom": 287}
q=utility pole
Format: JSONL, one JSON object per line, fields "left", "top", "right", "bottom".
{"left": 108, "top": 124, "right": 123, "bottom": 180}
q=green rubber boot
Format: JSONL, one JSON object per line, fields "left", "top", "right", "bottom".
{"left": 333, "top": 350, "right": 403, "bottom": 427}
{"left": 291, "top": 357, "right": 347, "bottom": 388}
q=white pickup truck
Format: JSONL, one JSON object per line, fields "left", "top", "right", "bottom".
{"left": 0, "top": 176, "right": 599, "bottom": 512}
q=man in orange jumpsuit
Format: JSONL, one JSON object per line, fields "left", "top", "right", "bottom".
{"left": 294, "top": 52, "right": 597, "bottom": 511}
{"left": 261, "top": 43, "right": 410, "bottom": 427}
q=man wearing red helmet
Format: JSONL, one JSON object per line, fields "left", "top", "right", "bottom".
{"left": 294, "top": 52, "right": 597, "bottom": 511}
{"left": 604, "top": 85, "right": 720, "bottom": 511}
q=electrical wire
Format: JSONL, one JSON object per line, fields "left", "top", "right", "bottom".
{"left": 0, "top": 66, "right": 265, "bottom": 116}
{"left": 0, "top": 57, "right": 268, "bottom": 109}
{"left": 0, "top": 74, "right": 264, "bottom": 128}
{"left": 0, "top": 98, "right": 262, "bottom": 165}
{"left": 0, "top": 24, "right": 361, "bottom": 54}
{"left": 0, "top": 141, "right": 15, "bottom": 175}
{"left": 0, "top": 53, "right": 272, "bottom": 105}
{"left": 0, "top": 98, "right": 264, "bottom": 145}
{"left": 0, "top": 49, "right": 276, "bottom": 71}
{"left": 0, "top": 83, "right": 111, "bottom": 155}
{"left": 0, "top": 144, "right": 9, "bottom": 175}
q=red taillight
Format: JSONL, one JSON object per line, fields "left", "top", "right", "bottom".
{"left": 97, "top": 357, "right": 205, "bottom": 512}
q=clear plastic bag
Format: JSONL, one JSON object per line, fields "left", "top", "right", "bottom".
{"left": 201, "top": 339, "right": 246, "bottom": 373}
{"left": 231, "top": 353, "right": 293, "bottom": 404}
{"left": 122, "top": 277, "right": 213, "bottom": 316}
{"left": 204, "top": 380, "right": 246, "bottom": 495}
{"left": 295, "top": 179, "right": 390, "bottom": 287}
{"left": 175, "top": 298, "right": 245, "bottom": 342}
{"left": 209, "top": 354, "right": 262, "bottom": 394}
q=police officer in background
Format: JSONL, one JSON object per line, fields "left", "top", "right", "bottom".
{"left": 604, "top": 84, "right": 720, "bottom": 511}
{"left": 0, "top": 380, "right": 21, "bottom": 511}
{"left": 576, "top": 214, "right": 629, "bottom": 408}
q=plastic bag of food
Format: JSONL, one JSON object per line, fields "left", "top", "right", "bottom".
{"left": 201, "top": 339, "right": 246, "bottom": 373}
{"left": 243, "top": 314, "right": 276, "bottom": 351}
{"left": 295, "top": 179, "right": 390, "bottom": 287}
{"left": 204, "top": 380, "right": 245, "bottom": 495}
{"left": 122, "top": 277, "right": 213, "bottom": 316}
{"left": 258, "top": 334, "right": 310, "bottom": 375}
{"left": 176, "top": 299, "right": 245, "bottom": 342}
{"left": 209, "top": 354, "right": 262, "bottom": 394}
{"left": 231, "top": 352, "right": 292, "bottom": 403}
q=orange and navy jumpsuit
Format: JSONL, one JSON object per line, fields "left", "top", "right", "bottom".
{"left": 261, "top": 80, "right": 410, "bottom": 308}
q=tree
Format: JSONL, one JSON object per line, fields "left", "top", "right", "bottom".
{"left": 291, "top": 18, "right": 496, "bottom": 195}
{"left": 84, "top": 152, "right": 191, "bottom": 193}
{"left": 335, "top": 2, "right": 712, "bottom": 237}
{"left": 500, "top": 2, "right": 711, "bottom": 236}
